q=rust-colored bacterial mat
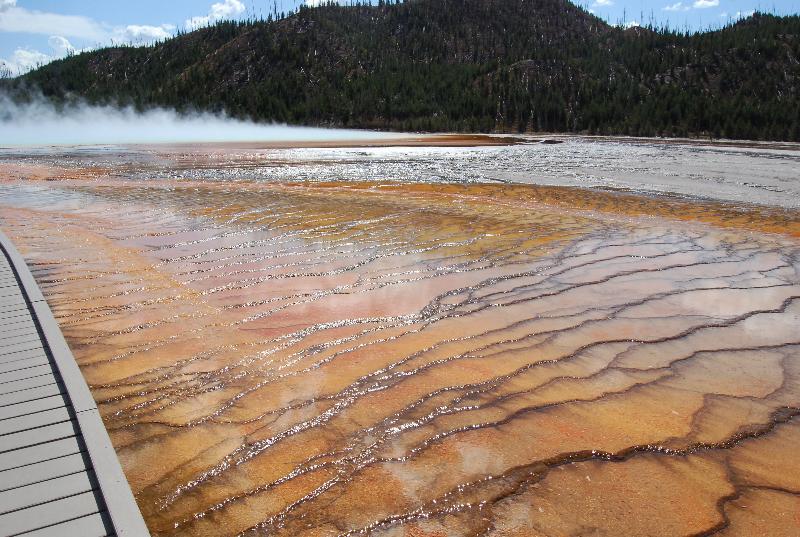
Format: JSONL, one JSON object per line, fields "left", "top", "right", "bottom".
{"left": 1, "top": 168, "right": 800, "bottom": 536}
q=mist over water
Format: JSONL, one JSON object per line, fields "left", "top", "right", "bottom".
{"left": 0, "top": 94, "right": 400, "bottom": 146}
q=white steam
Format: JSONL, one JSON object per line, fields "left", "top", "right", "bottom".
{"left": 0, "top": 95, "right": 401, "bottom": 147}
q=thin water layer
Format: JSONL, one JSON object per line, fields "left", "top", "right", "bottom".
{"left": 1, "top": 146, "right": 799, "bottom": 536}
{"left": 2, "top": 136, "right": 799, "bottom": 208}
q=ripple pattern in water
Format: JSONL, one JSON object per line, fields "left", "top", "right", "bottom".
{"left": 2, "top": 178, "right": 800, "bottom": 536}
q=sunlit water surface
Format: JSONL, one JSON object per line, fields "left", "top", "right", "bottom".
{"left": 1, "top": 140, "right": 800, "bottom": 536}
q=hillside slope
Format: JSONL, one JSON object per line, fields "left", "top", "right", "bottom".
{"left": 6, "top": 0, "right": 800, "bottom": 140}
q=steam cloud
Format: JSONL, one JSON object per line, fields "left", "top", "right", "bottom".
{"left": 0, "top": 94, "right": 400, "bottom": 147}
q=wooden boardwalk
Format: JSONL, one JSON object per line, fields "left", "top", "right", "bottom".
{"left": 0, "top": 231, "right": 149, "bottom": 537}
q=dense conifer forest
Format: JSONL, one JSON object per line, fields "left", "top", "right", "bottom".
{"left": 3, "top": 0, "right": 799, "bottom": 140}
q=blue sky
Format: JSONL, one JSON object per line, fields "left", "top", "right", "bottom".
{"left": 1, "top": 0, "right": 797, "bottom": 74}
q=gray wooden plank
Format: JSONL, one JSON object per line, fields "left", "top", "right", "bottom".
{"left": 0, "top": 332, "right": 42, "bottom": 347}
{"left": 0, "top": 340, "right": 45, "bottom": 358}
{"left": 0, "top": 383, "right": 62, "bottom": 407}
{"left": 0, "top": 350, "right": 47, "bottom": 370}
{"left": 0, "top": 469, "right": 95, "bottom": 515}
{"left": 21, "top": 510, "right": 111, "bottom": 537}
{"left": 0, "top": 287, "right": 24, "bottom": 296}
{"left": 0, "top": 420, "right": 76, "bottom": 452}
{"left": 0, "top": 406, "right": 72, "bottom": 436}
{"left": 0, "top": 314, "right": 31, "bottom": 326}
{"left": 0, "top": 436, "right": 82, "bottom": 471}
{"left": 0, "top": 452, "right": 87, "bottom": 492}
{"left": 0, "top": 286, "right": 21, "bottom": 296}
{"left": 0, "top": 354, "right": 50, "bottom": 374}
{"left": 0, "top": 338, "right": 42, "bottom": 356}
{"left": 0, "top": 307, "right": 30, "bottom": 321}
{"left": 0, "top": 394, "right": 66, "bottom": 420}
{"left": 0, "top": 288, "right": 22, "bottom": 300}
{"left": 0, "top": 332, "right": 40, "bottom": 348}
{"left": 0, "top": 323, "right": 38, "bottom": 338}
{"left": 0, "top": 362, "right": 54, "bottom": 384}
{"left": 0, "top": 489, "right": 102, "bottom": 536}
{"left": 0, "top": 347, "right": 48, "bottom": 366}
{"left": 0, "top": 297, "right": 25, "bottom": 309}
{"left": 0, "top": 314, "right": 35, "bottom": 326}
{"left": 0, "top": 375, "right": 57, "bottom": 396}
{"left": 0, "top": 330, "right": 39, "bottom": 344}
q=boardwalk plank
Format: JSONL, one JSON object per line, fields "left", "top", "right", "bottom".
{"left": 0, "top": 452, "right": 87, "bottom": 492}
{"left": 0, "top": 374, "right": 57, "bottom": 396}
{"left": 0, "top": 490, "right": 102, "bottom": 536}
{"left": 0, "top": 362, "right": 54, "bottom": 384}
{"left": 0, "top": 341, "right": 46, "bottom": 359}
{"left": 0, "top": 355, "right": 50, "bottom": 373}
{"left": 0, "top": 298, "right": 25, "bottom": 310}
{"left": 0, "top": 304, "right": 30, "bottom": 318}
{"left": 0, "top": 324, "right": 39, "bottom": 339}
{"left": 0, "top": 436, "right": 82, "bottom": 471}
{"left": 0, "top": 406, "right": 72, "bottom": 436}
{"left": 0, "top": 332, "right": 42, "bottom": 346}
{"left": 0, "top": 469, "right": 95, "bottom": 515}
{"left": 0, "top": 290, "right": 22, "bottom": 301}
{"left": 0, "top": 347, "right": 49, "bottom": 366}
{"left": 21, "top": 511, "right": 112, "bottom": 537}
{"left": 0, "top": 394, "right": 67, "bottom": 420}
{"left": 0, "top": 383, "right": 63, "bottom": 407}
{"left": 0, "top": 420, "right": 77, "bottom": 452}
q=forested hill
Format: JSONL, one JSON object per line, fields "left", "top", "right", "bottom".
{"left": 5, "top": 0, "right": 800, "bottom": 140}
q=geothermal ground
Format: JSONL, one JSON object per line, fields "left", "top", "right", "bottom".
{"left": 1, "top": 136, "right": 799, "bottom": 536}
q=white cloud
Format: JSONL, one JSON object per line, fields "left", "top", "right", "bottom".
{"left": 47, "top": 35, "right": 74, "bottom": 57}
{"left": 623, "top": 20, "right": 640, "bottom": 28}
{"left": 0, "top": 5, "right": 108, "bottom": 41}
{"left": 1, "top": 0, "right": 256, "bottom": 75}
{"left": 0, "top": 34, "right": 78, "bottom": 75}
{"left": 118, "top": 24, "right": 175, "bottom": 43}
{"left": 735, "top": 9, "right": 755, "bottom": 17}
{"left": 0, "top": 47, "right": 48, "bottom": 73}
{"left": 185, "top": 0, "right": 245, "bottom": 30}
{"left": 663, "top": 2, "right": 690, "bottom": 11}
{"left": 693, "top": 0, "right": 719, "bottom": 8}
{"left": 591, "top": 0, "right": 614, "bottom": 6}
